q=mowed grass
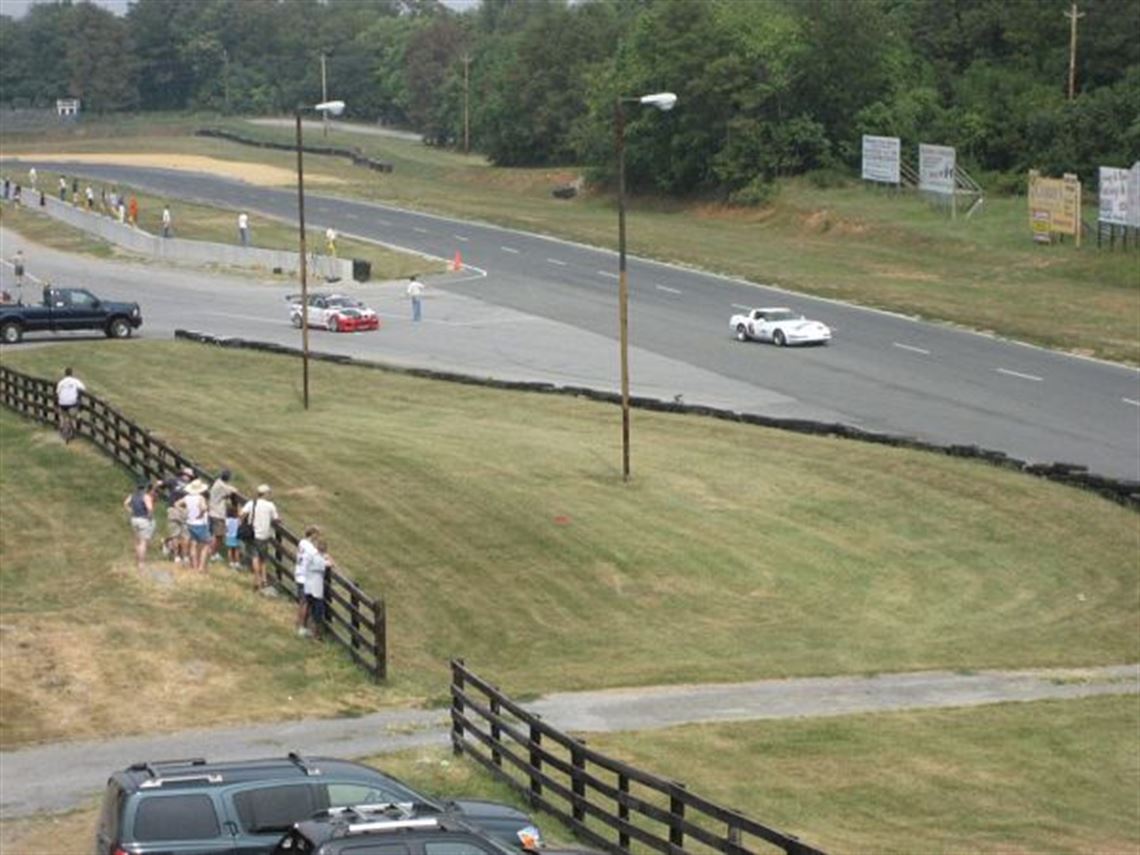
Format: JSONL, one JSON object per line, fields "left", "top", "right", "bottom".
{"left": 3, "top": 698, "right": 1135, "bottom": 855}
{"left": 1, "top": 341, "right": 1135, "bottom": 738}
{"left": 4, "top": 114, "right": 1136, "bottom": 361}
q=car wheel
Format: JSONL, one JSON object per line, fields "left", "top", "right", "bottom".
{"left": 1, "top": 321, "right": 22, "bottom": 344}
{"left": 328, "top": 315, "right": 339, "bottom": 332}
{"left": 736, "top": 323, "right": 748, "bottom": 342}
{"left": 108, "top": 318, "right": 132, "bottom": 339}
{"left": 774, "top": 330, "right": 787, "bottom": 347}
{"left": 291, "top": 314, "right": 302, "bottom": 329}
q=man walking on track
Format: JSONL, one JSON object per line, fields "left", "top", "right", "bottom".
{"left": 407, "top": 275, "right": 423, "bottom": 322}
{"left": 238, "top": 211, "right": 250, "bottom": 247}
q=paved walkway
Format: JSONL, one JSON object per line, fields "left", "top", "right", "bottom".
{"left": 1, "top": 664, "right": 1134, "bottom": 818}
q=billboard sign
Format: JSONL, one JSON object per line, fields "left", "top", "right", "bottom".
{"left": 919, "top": 144, "right": 955, "bottom": 195}
{"left": 1098, "top": 166, "right": 1129, "bottom": 225}
{"left": 1028, "top": 170, "right": 1081, "bottom": 241}
{"left": 861, "top": 135, "right": 901, "bottom": 184}
{"left": 1128, "top": 162, "right": 1140, "bottom": 228}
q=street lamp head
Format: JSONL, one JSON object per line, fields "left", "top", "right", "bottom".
{"left": 314, "top": 99, "right": 345, "bottom": 116}
{"left": 639, "top": 92, "right": 677, "bottom": 111}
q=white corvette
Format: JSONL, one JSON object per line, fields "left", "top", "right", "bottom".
{"left": 729, "top": 307, "right": 831, "bottom": 346}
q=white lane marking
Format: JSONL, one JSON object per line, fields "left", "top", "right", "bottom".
{"left": 996, "top": 368, "right": 1043, "bottom": 382}
{"left": 1123, "top": 398, "right": 1140, "bottom": 407}
{"left": 655, "top": 284, "right": 682, "bottom": 295}
{"left": 546, "top": 258, "right": 567, "bottom": 266}
{"left": 501, "top": 246, "right": 520, "bottom": 254}
{"left": 414, "top": 227, "right": 429, "bottom": 234}
{"left": 598, "top": 271, "right": 619, "bottom": 280}
{"left": 732, "top": 303, "right": 751, "bottom": 311}
{"left": 893, "top": 343, "right": 930, "bottom": 355}
{"left": 454, "top": 234, "right": 469, "bottom": 242}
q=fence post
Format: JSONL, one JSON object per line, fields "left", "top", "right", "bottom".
{"left": 669, "top": 782, "right": 686, "bottom": 849}
{"left": 618, "top": 773, "right": 630, "bottom": 851}
{"left": 490, "top": 695, "right": 502, "bottom": 767}
{"left": 571, "top": 741, "right": 586, "bottom": 822}
{"left": 350, "top": 590, "right": 361, "bottom": 656}
{"left": 373, "top": 600, "right": 386, "bottom": 681}
{"left": 529, "top": 720, "right": 543, "bottom": 806}
{"left": 450, "top": 659, "right": 465, "bottom": 755}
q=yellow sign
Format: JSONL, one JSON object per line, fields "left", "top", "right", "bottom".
{"left": 1028, "top": 170, "right": 1082, "bottom": 245}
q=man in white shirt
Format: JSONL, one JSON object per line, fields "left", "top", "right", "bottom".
{"left": 55, "top": 367, "right": 85, "bottom": 443}
{"left": 238, "top": 211, "right": 250, "bottom": 247}
{"left": 161, "top": 206, "right": 172, "bottom": 238}
{"left": 241, "top": 484, "right": 280, "bottom": 593}
{"left": 407, "top": 275, "right": 424, "bottom": 322}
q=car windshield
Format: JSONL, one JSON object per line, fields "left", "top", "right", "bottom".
{"left": 327, "top": 297, "right": 364, "bottom": 309}
{"left": 766, "top": 311, "right": 803, "bottom": 322}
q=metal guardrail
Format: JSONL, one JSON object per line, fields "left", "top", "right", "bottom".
{"left": 0, "top": 365, "right": 387, "bottom": 680}
{"left": 450, "top": 661, "right": 828, "bottom": 855}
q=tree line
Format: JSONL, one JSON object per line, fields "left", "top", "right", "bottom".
{"left": 2, "top": 0, "right": 1136, "bottom": 199}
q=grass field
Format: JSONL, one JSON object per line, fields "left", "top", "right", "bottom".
{"left": 1, "top": 340, "right": 1135, "bottom": 747}
{"left": 2, "top": 114, "right": 1136, "bottom": 362}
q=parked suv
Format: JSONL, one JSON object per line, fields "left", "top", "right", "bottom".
{"left": 94, "top": 754, "right": 539, "bottom": 855}
{"left": 273, "top": 805, "right": 592, "bottom": 855}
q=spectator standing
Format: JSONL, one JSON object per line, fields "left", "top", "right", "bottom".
{"left": 160, "top": 467, "right": 194, "bottom": 565}
{"left": 71, "top": 177, "right": 79, "bottom": 206}
{"left": 241, "top": 484, "right": 280, "bottom": 593}
{"left": 55, "top": 366, "right": 85, "bottom": 443}
{"left": 123, "top": 478, "right": 156, "bottom": 572}
{"left": 12, "top": 249, "right": 25, "bottom": 304}
{"left": 303, "top": 537, "right": 332, "bottom": 641}
{"left": 161, "top": 206, "right": 172, "bottom": 238}
{"left": 238, "top": 211, "right": 250, "bottom": 247}
{"left": 12, "top": 184, "right": 21, "bottom": 205}
{"left": 207, "top": 469, "right": 235, "bottom": 562}
{"left": 2, "top": 177, "right": 9, "bottom": 200}
{"left": 28, "top": 167, "right": 36, "bottom": 189}
{"left": 117, "top": 199, "right": 126, "bottom": 223}
{"left": 224, "top": 496, "right": 242, "bottom": 569}
{"left": 407, "top": 275, "right": 424, "bottom": 322}
{"left": 58, "top": 176, "right": 67, "bottom": 201}
{"left": 178, "top": 479, "right": 211, "bottom": 571}
{"left": 294, "top": 525, "right": 320, "bottom": 637}
{"left": 85, "top": 185, "right": 94, "bottom": 210}
{"left": 128, "top": 195, "right": 138, "bottom": 226}
{"left": 325, "top": 227, "right": 337, "bottom": 257}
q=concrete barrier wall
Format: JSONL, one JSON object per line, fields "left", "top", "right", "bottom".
{"left": 25, "top": 191, "right": 354, "bottom": 280}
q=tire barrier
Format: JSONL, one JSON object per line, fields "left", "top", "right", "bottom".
{"left": 195, "top": 128, "right": 395, "bottom": 173}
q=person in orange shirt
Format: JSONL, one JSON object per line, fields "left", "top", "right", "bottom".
{"left": 128, "top": 195, "right": 138, "bottom": 226}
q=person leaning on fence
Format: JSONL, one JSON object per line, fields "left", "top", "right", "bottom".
{"left": 302, "top": 536, "right": 333, "bottom": 641}
{"left": 241, "top": 484, "right": 280, "bottom": 594}
{"left": 207, "top": 469, "right": 236, "bottom": 563}
{"left": 123, "top": 477, "right": 157, "bottom": 572}
{"left": 160, "top": 467, "right": 194, "bottom": 565}
{"left": 294, "top": 525, "right": 320, "bottom": 637}
{"left": 177, "top": 479, "right": 212, "bottom": 572}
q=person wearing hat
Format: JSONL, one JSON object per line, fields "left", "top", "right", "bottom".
{"left": 161, "top": 467, "right": 195, "bottom": 565}
{"left": 207, "top": 469, "right": 236, "bottom": 563}
{"left": 176, "top": 477, "right": 211, "bottom": 571}
{"left": 240, "top": 484, "right": 280, "bottom": 593}
{"left": 122, "top": 477, "right": 157, "bottom": 572}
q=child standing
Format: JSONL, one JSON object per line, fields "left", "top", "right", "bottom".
{"left": 224, "top": 495, "right": 242, "bottom": 569}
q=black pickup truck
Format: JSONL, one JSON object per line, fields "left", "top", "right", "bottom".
{"left": 0, "top": 286, "right": 143, "bottom": 344}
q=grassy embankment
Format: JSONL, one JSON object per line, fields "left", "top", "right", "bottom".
{"left": 2, "top": 112, "right": 1136, "bottom": 362}
{"left": 0, "top": 340, "right": 1136, "bottom": 851}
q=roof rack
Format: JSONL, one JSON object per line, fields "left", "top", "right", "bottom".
{"left": 323, "top": 803, "right": 416, "bottom": 823}
{"left": 345, "top": 818, "right": 440, "bottom": 836}
{"left": 288, "top": 752, "right": 322, "bottom": 777}
{"left": 139, "top": 773, "right": 224, "bottom": 789}
{"left": 128, "top": 758, "right": 207, "bottom": 777}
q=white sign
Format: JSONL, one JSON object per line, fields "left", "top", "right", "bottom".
{"left": 1128, "top": 162, "right": 1140, "bottom": 228}
{"left": 919, "top": 144, "right": 956, "bottom": 195}
{"left": 1099, "top": 166, "right": 1129, "bottom": 225}
{"left": 862, "top": 135, "right": 900, "bottom": 184}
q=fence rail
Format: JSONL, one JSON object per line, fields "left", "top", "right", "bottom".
{"left": 0, "top": 365, "right": 387, "bottom": 681}
{"left": 450, "top": 661, "right": 827, "bottom": 855}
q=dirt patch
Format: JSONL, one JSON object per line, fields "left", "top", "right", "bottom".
{"left": 692, "top": 202, "right": 777, "bottom": 224}
{"left": 13, "top": 153, "right": 344, "bottom": 187}
{"left": 801, "top": 208, "right": 869, "bottom": 235}
{"left": 870, "top": 265, "right": 943, "bottom": 283}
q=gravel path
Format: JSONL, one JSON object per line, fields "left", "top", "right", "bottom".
{"left": 1, "top": 664, "right": 1134, "bottom": 819}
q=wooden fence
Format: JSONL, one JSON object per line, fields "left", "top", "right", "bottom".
{"left": 0, "top": 365, "right": 386, "bottom": 681}
{"left": 450, "top": 661, "right": 827, "bottom": 855}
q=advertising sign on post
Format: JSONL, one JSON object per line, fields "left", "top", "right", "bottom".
{"left": 1028, "top": 170, "right": 1082, "bottom": 246}
{"left": 1127, "top": 162, "right": 1140, "bottom": 229}
{"left": 1098, "top": 166, "right": 1129, "bottom": 226}
{"left": 918, "top": 144, "right": 956, "bottom": 195}
{"left": 861, "top": 135, "right": 901, "bottom": 184}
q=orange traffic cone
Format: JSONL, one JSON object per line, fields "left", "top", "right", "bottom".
{"left": 451, "top": 250, "right": 463, "bottom": 272}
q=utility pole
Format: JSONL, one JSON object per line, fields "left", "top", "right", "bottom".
{"left": 222, "top": 48, "right": 230, "bottom": 114}
{"left": 1064, "top": 2, "right": 1084, "bottom": 100}
{"left": 462, "top": 53, "right": 471, "bottom": 155}
{"left": 319, "top": 52, "right": 328, "bottom": 136}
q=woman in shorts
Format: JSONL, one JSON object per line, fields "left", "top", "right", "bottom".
{"left": 122, "top": 478, "right": 156, "bottom": 572}
{"left": 178, "top": 479, "right": 211, "bottom": 572}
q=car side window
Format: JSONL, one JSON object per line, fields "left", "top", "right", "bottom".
{"left": 424, "top": 840, "right": 501, "bottom": 855}
{"left": 324, "top": 782, "right": 409, "bottom": 807}
{"left": 133, "top": 794, "right": 221, "bottom": 841}
{"left": 70, "top": 291, "right": 94, "bottom": 307}
{"left": 337, "top": 843, "right": 411, "bottom": 855}
{"left": 234, "top": 784, "right": 324, "bottom": 834}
